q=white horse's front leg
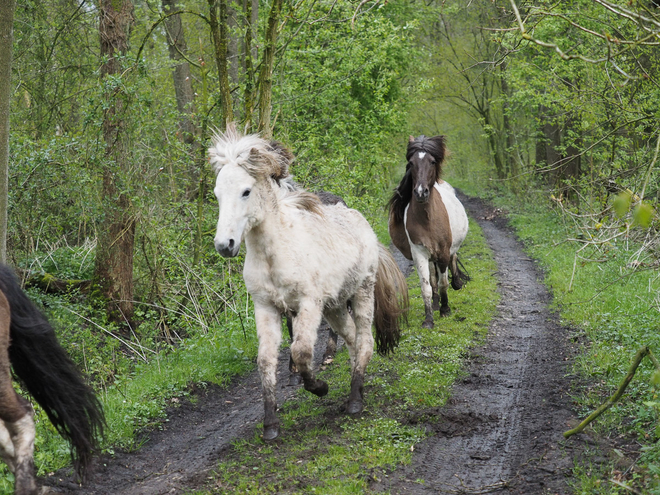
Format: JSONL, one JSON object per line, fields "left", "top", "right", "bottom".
{"left": 291, "top": 302, "right": 327, "bottom": 397}
{"left": 254, "top": 301, "right": 283, "bottom": 441}
{"left": 411, "top": 243, "right": 434, "bottom": 329}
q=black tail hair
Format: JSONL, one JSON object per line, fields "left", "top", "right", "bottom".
{"left": 0, "top": 265, "right": 105, "bottom": 480}
{"left": 450, "top": 257, "right": 471, "bottom": 291}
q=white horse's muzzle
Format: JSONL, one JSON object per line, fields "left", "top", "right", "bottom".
{"left": 215, "top": 237, "right": 240, "bottom": 258}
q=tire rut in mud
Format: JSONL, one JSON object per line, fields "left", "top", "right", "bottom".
{"left": 377, "top": 194, "right": 589, "bottom": 494}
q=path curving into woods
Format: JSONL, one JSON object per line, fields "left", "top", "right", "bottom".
{"left": 45, "top": 194, "right": 594, "bottom": 494}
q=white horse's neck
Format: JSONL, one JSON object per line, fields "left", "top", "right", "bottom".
{"left": 244, "top": 185, "right": 287, "bottom": 262}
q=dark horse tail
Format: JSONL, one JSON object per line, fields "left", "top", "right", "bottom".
{"left": 373, "top": 244, "right": 409, "bottom": 356}
{"left": 0, "top": 265, "right": 104, "bottom": 479}
{"left": 450, "top": 255, "right": 471, "bottom": 291}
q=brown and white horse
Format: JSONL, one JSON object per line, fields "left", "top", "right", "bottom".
{"left": 0, "top": 265, "right": 104, "bottom": 494}
{"left": 210, "top": 124, "right": 408, "bottom": 440}
{"left": 388, "top": 135, "right": 469, "bottom": 329}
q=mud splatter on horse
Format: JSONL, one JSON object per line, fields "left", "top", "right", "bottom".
{"left": 210, "top": 124, "right": 408, "bottom": 440}
{"left": 388, "top": 135, "right": 469, "bottom": 329}
{"left": 0, "top": 265, "right": 104, "bottom": 494}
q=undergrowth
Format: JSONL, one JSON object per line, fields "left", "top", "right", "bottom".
{"left": 202, "top": 217, "right": 498, "bottom": 494}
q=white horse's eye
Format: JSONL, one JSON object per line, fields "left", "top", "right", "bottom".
{"left": 242, "top": 189, "right": 251, "bottom": 198}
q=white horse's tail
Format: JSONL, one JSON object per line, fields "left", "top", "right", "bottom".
{"left": 373, "top": 243, "right": 409, "bottom": 355}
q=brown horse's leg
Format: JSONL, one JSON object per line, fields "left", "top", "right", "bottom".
{"left": 344, "top": 285, "right": 375, "bottom": 414}
{"left": 0, "top": 419, "right": 15, "bottom": 472}
{"left": 291, "top": 303, "right": 328, "bottom": 398}
{"left": 254, "top": 302, "right": 283, "bottom": 441}
{"left": 0, "top": 294, "right": 37, "bottom": 494}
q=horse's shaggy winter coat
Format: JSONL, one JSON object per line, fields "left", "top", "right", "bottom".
{"left": 210, "top": 124, "right": 408, "bottom": 440}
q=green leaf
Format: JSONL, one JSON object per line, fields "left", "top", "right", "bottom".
{"left": 633, "top": 203, "right": 654, "bottom": 228}
{"left": 613, "top": 191, "right": 632, "bottom": 218}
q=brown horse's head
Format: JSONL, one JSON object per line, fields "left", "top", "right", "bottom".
{"left": 406, "top": 135, "right": 446, "bottom": 204}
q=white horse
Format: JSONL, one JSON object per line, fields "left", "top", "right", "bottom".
{"left": 388, "top": 135, "right": 469, "bottom": 329}
{"left": 209, "top": 125, "right": 408, "bottom": 440}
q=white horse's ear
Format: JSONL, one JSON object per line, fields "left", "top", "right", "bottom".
{"left": 409, "top": 135, "right": 415, "bottom": 143}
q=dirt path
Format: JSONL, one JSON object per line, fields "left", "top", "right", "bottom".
{"left": 377, "top": 194, "right": 588, "bottom": 494}
{"left": 45, "top": 195, "right": 591, "bottom": 494}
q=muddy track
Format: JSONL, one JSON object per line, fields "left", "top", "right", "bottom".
{"left": 377, "top": 194, "right": 590, "bottom": 494}
{"left": 44, "top": 195, "right": 592, "bottom": 494}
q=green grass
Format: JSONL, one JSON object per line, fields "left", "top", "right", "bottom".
{"left": 202, "top": 217, "right": 499, "bottom": 494}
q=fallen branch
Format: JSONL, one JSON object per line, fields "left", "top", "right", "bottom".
{"left": 564, "top": 345, "right": 660, "bottom": 438}
{"left": 17, "top": 268, "right": 92, "bottom": 294}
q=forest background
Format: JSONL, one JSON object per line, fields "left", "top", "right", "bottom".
{"left": 1, "top": 0, "right": 660, "bottom": 493}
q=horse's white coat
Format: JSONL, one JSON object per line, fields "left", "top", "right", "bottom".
{"left": 434, "top": 181, "right": 468, "bottom": 254}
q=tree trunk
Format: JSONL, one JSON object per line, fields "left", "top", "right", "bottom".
{"left": 208, "top": 0, "right": 234, "bottom": 126}
{"left": 0, "top": 0, "right": 15, "bottom": 265}
{"left": 257, "top": 0, "right": 283, "bottom": 137}
{"left": 95, "top": 0, "right": 136, "bottom": 323}
{"left": 162, "top": 0, "right": 195, "bottom": 145}
{"left": 242, "top": 0, "right": 257, "bottom": 129}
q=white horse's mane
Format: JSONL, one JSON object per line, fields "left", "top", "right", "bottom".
{"left": 209, "top": 124, "right": 322, "bottom": 214}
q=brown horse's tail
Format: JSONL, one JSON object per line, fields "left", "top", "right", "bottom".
{"left": 373, "top": 243, "right": 409, "bottom": 356}
{"left": 0, "top": 265, "right": 105, "bottom": 481}
{"left": 450, "top": 254, "right": 471, "bottom": 291}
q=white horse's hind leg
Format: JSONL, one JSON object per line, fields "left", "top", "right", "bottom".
{"left": 254, "top": 302, "right": 283, "bottom": 441}
{"left": 291, "top": 303, "right": 328, "bottom": 398}
{"left": 0, "top": 419, "right": 15, "bottom": 473}
{"left": 324, "top": 304, "right": 356, "bottom": 369}
{"left": 410, "top": 244, "right": 434, "bottom": 329}
{"left": 345, "top": 284, "right": 375, "bottom": 414}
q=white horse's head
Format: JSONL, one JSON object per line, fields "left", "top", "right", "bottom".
{"left": 209, "top": 125, "right": 288, "bottom": 258}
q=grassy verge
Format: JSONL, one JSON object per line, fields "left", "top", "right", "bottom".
{"left": 454, "top": 183, "right": 660, "bottom": 494}
{"left": 200, "top": 216, "right": 499, "bottom": 494}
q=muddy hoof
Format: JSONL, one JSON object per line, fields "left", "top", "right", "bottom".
{"left": 263, "top": 424, "right": 280, "bottom": 441}
{"left": 440, "top": 307, "right": 451, "bottom": 317}
{"left": 306, "top": 379, "right": 329, "bottom": 397}
{"left": 346, "top": 399, "right": 364, "bottom": 414}
{"left": 322, "top": 356, "right": 334, "bottom": 365}
{"left": 287, "top": 373, "right": 303, "bottom": 387}
{"left": 422, "top": 319, "right": 434, "bottom": 329}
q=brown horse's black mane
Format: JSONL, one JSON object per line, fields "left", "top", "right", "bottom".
{"left": 388, "top": 135, "right": 447, "bottom": 223}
